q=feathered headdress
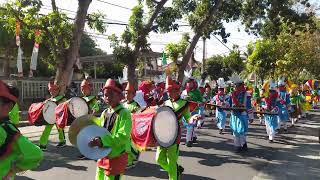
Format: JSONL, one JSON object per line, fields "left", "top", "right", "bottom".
{"left": 278, "top": 76, "right": 286, "bottom": 86}
{"left": 217, "top": 77, "right": 226, "bottom": 88}
{"left": 228, "top": 73, "right": 243, "bottom": 84}
{"left": 118, "top": 66, "right": 128, "bottom": 84}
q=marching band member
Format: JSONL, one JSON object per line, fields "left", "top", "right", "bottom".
{"left": 89, "top": 79, "right": 132, "bottom": 180}
{"left": 38, "top": 80, "right": 66, "bottom": 150}
{"left": 261, "top": 80, "right": 281, "bottom": 143}
{"left": 123, "top": 82, "right": 141, "bottom": 169}
{"left": 81, "top": 78, "right": 100, "bottom": 113}
{"left": 0, "top": 80, "right": 43, "bottom": 179}
{"left": 289, "top": 84, "right": 304, "bottom": 126}
{"left": 7, "top": 84, "right": 20, "bottom": 125}
{"left": 211, "top": 78, "right": 229, "bottom": 134}
{"left": 77, "top": 78, "right": 100, "bottom": 160}
{"left": 228, "top": 74, "right": 254, "bottom": 153}
{"left": 277, "top": 77, "right": 291, "bottom": 133}
{"left": 156, "top": 76, "right": 197, "bottom": 180}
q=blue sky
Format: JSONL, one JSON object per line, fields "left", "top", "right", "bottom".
{"left": 1, "top": 0, "right": 319, "bottom": 61}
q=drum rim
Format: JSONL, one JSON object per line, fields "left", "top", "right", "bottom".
{"left": 152, "top": 106, "right": 179, "bottom": 148}
{"left": 42, "top": 100, "right": 57, "bottom": 125}
{"left": 68, "top": 97, "right": 89, "bottom": 118}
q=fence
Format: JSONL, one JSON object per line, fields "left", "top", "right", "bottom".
{"left": 1, "top": 78, "right": 105, "bottom": 106}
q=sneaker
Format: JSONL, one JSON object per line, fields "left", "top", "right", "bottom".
{"left": 284, "top": 129, "right": 288, "bottom": 133}
{"left": 186, "top": 141, "right": 192, "bottom": 147}
{"left": 241, "top": 143, "right": 248, "bottom": 151}
{"left": 177, "top": 165, "right": 184, "bottom": 179}
{"left": 269, "top": 140, "right": 274, "bottom": 143}
{"left": 39, "top": 145, "right": 47, "bottom": 151}
{"left": 192, "top": 137, "right": 198, "bottom": 143}
{"left": 56, "top": 142, "right": 66, "bottom": 148}
{"left": 219, "top": 129, "right": 223, "bottom": 135}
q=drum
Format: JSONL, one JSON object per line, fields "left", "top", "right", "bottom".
{"left": 67, "top": 97, "right": 89, "bottom": 124}
{"left": 152, "top": 106, "right": 179, "bottom": 148}
{"left": 28, "top": 101, "right": 57, "bottom": 126}
{"left": 68, "top": 114, "right": 97, "bottom": 146}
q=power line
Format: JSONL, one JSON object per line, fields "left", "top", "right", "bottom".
{"left": 96, "top": 0, "right": 132, "bottom": 11}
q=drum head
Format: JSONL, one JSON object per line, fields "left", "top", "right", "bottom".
{"left": 42, "top": 101, "right": 57, "bottom": 124}
{"left": 77, "top": 125, "right": 112, "bottom": 160}
{"left": 152, "top": 106, "right": 178, "bottom": 148}
{"left": 68, "top": 114, "right": 96, "bottom": 146}
{"left": 68, "top": 97, "right": 89, "bottom": 118}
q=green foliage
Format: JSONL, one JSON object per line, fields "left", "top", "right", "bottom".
{"left": 246, "top": 22, "right": 320, "bottom": 81}
{"left": 0, "top": 0, "right": 106, "bottom": 77}
{"left": 165, "top": 33, "right": 189, "bottom": 62}
{"left": 205, "top": 48, "right": 244, "bottom": 80}
{"left": 87, "top": 11, "right": 107, "bottom": 33}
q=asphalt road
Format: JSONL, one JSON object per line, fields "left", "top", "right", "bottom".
{"left": 16, "top": 114, "right": 320, "bottom": 180}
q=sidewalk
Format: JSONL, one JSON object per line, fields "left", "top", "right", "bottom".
{"left": 252, "top": 113, "right": 320, "bottom": 180}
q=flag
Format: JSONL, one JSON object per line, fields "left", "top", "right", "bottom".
{"left": 161, "top": 51, "right": 167, "bottom": 66}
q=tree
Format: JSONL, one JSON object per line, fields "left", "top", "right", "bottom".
{"left": 109, "top": 0, "right": 182, "bottom": 87}
{"left": 173, "top": 0, "right": 316, "bottom": 81}
{"left": 1, "top": 0, "right": 106, "bottom": 92}
{"left": 165, "top": 33, "right": 189, "bottom": 62}
{"left": 205, "top": 48, "right": 244, "bottom": 80}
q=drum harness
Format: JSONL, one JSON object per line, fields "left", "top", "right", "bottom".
{"left": 0, "top": 118, "right": 21, "bottom": 159}
{"left": 103, "top": 107, "right": 126, "bottom": 154}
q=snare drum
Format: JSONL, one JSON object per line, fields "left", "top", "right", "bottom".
{"left": 28, "top": 101, "right": 57, "bottom": 126}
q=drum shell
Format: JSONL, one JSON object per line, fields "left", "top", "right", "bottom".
{"left": 67, "top": 97, "right": 89, "bottom": 126}
{"left": 29, "top": 101, "right": 57, "bottom": 126}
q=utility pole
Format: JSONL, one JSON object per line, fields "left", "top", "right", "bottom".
{"left": 201, "top": 37, "right": 206, "bottom": 74}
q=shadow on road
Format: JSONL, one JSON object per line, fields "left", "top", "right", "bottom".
{"left": 125, "top": 161, "right": 216, "bottom": 180}
{"left": 33, "top": 145, "right": 88, "bottom": 172}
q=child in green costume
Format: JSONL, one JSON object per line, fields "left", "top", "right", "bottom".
{"left": 155, "top": 76, "right": 200, "bottom": 180}
{"left": 81, "top": 78, "right": 100, "bottom": 113}
{"left": 0, "top": 80, "right": 43, "bottom": 179}
{"left": 38, "top": 81, "right": 66, "bottom": 150}
{"left": 89, "top": 79, "right": 132, "bottom": 180}
{"left": 123, "top": 82, "right": 141, "bottom": 169}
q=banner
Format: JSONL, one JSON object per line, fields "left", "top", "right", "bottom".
{"left": 30, "top": 30, "right": 41, "bottom": 71}
{"left": 17, "top": 46, "right": 23, "bottom": 77}
{"left": 131, "top": 112, "right": 156, "bottom": 151}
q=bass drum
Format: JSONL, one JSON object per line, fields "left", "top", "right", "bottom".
{"left": 67, "top": 97, "right": 89, "bottom": 124}
{"left": 42, "top": 101, "right": 58, "bottom": 125}
{"left": 152, "top": 106, "right": 179, "bottom": 148}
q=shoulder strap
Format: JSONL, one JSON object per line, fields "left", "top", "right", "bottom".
{"left": 103, "top": 107, "right": 124, "bottom": 132}
{"left": 174, "top": 100, "right": 189, "bottom": 120}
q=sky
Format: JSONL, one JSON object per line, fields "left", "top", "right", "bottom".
{"left": 1, "top": 0, "right": 319, "bottom": 62}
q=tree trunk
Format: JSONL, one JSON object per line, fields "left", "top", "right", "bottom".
{"left": 55, "top": 0, "right": 92, "bottom": 94}
{"left": 127, "top": 0, "right": 168, "bottom": 88}
{"left": 177, "top": 0, "right": 223, "bottom": 82}
{"left": 3, "top": 51, "right": 10, "bottom": 77}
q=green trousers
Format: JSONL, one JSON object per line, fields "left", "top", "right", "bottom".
{"left": 156, "top": 144, "right": 179, "bottom": 180}
{"left": 96, "top": 167, "right": 123, "bottom": 180}
{"left": 127, "top": 145, "right": 140, "bottom": 166}
{"left": 39, "top": 124, "right": 65, "bottom": 146}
